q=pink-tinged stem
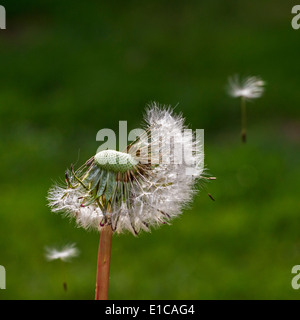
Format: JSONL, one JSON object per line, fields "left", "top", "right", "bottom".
{"left": 95, "top": 225, "right": 113, "bottom": 300}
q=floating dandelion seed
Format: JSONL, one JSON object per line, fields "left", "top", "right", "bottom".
{"left": 227, "top": 75, "right": 265, "bottom": 142}
{"left": 45, "top": 243, "right": 79, "bottom": 292}
{"left": 45, "top": 243, "right": 79, "bottom": 262}
{"left": 228, "top": 75, "right": 265, "bottom": 100}
{"left": 47, "top": 102, "right": 207, "bottom": 299}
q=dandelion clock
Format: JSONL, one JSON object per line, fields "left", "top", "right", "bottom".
{"left": 48, "top": 103, "right": 207, "bottom": 299}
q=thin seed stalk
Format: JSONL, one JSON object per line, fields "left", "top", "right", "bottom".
{"left": 61, "top": 260, "right": 68, "bottom": 292}
{"left": 95, "top": 224, "right": 113, "bottom": 300}
{"left": 241, "top": 96, "right": 247, "bottom": 143}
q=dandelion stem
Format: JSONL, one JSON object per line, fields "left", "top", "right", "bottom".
{"left": 241, "top": 97, "right": 247, "bottom": 143}
{"left": 95, "top": 224, "right": 113, "bottom": 300}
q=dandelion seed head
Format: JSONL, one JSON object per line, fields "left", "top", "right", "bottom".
{"left": 47, "top": 103, "right": 205, "bottom": 236}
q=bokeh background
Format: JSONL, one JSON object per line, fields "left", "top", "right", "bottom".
{"left": 0, "top": 0, "right": 300, "bottom": 300}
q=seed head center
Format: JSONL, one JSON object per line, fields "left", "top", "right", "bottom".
{"left": 94, "top": 150, "right": 138, "bottom": 173}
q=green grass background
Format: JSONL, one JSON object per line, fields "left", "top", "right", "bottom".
{"left": 0, "top": 0, "right": 300, "bottom": 299}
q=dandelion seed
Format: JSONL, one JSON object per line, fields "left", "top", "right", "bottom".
{"left": 228, "top": 75, "right": 265, "bottom": 100}
{"left": 227, "top": 75, "right": 265, "bottom": 142}
{"left": 45, "top": 243, "right": 79, "bottom": 262}
{"left": 45, "top": 243, "right": 79, "bottom": 292}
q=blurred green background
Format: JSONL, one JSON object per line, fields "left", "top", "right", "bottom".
{"left": 0, "top": 0, "right": 300, "bottom": 300}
